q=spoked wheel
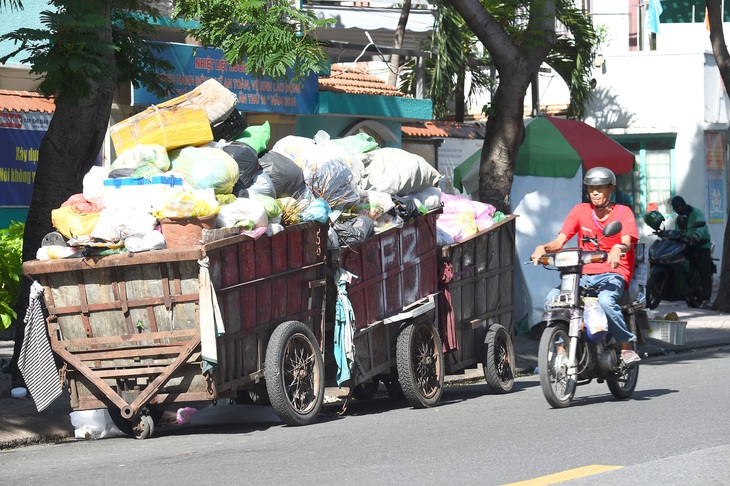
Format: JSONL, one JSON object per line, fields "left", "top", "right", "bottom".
{"left": 396, "top": 316, "right": 444, "bottom": 408}
{"left": 646, "top": 273, "right": 665, "bottom": 310}
{"left": 538, "top": 324, "right": 576, "bottom": 408}
{"left": 352, "top": 379, "right": 380, "bottom": 400}
{"left": 607, "top": 361, "right": 640, "bottom": 399}
{"left": 265, "top": 321, "right": 324, "bottom": 426}
{"left": 483, "top": 324, "right": 515, "bottom": 393}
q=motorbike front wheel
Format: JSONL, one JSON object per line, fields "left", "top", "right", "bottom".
{"left": 646, "top": 273, "right": 666, "bottom": 310}
{"left": 538, "top": 324, "right": 576, "bottom": 408}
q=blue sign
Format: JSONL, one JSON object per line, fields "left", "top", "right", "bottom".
{"left": 0, "top": 112, "right": 51, "bottom": 206}
{"left": 133, "top": 42, "right": 319, "bottom": 115}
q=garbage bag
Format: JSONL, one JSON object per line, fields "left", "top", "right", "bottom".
{"left": 258, "top": 151, "right": 304, "bottom": 198}
{"left": 169, "top": 146, "right": 240, "bottom": 194}
{"left": 334, "top": 215, "right": 374, "bottom": 247}
{"left": 221, "top": 141, "right": 260, "bottom": 189}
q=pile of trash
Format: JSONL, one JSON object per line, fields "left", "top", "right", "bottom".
{"left": 40, "top": 80, "right": 505, "bottom": 259}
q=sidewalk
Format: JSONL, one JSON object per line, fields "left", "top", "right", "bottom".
{"left": 2, "top": 300, "right": 730, "bottom": 449}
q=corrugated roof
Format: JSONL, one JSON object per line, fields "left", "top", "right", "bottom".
{"left": 0, "top": 89, "right": 55, "bottom": 114}
{"left": 319, "top": 64, "right": 407, "bottom": 97}
{"left": 402, "top": 120, "right": 485, "bottom": 139}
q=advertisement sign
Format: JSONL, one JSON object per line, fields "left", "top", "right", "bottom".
{"left": 133, "top": 43, "right": 319, "bottom": 115}
{"left": 0, "top": 111, "right": 52, "bottom": 206}
{"left": 705, "top": 131, "right": 725, "bottom": 171}
{"left": 708, "top": 170, "right": 725, "bottom": 223}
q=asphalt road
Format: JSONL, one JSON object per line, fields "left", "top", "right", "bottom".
{"left": 2, "top": 346, "right": 729, "bottom": 485}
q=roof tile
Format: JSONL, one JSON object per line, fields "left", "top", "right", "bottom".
{"left": 0, "top": 89, "right": 56, "bottom": 114}
{"left": 319, "top": 64, "right": 406, "bottom": 97}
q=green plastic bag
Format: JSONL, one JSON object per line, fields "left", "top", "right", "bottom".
{"left": 234, "top": 121, "right": 271, "bottom": 155}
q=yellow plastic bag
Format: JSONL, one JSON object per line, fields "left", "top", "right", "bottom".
{"left": 51, "top": 206, "right": 100, "bottom": 239}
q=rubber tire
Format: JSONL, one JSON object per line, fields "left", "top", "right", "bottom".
{"left": 264, "top": 320, "right": 324, "bottom": 426}
{"left": 132, "top": 414, "right": 155, "bottom": 439}
{"left": 646, "top": 273, "right": 665, "bottom": 310}
{"left": 483, "top": 324, "right": 515, "bottom": 394}
{"left": 352, "top": 379, "right": 380, "bottom": 400}
{"left": 607, "top": 362, "right": 640, "bottom": 399}
{"left": 538, "top": 324, "right": 576, "bottom": 408}
{"left": 396, "top": 316, "right": 444, "bottom": 409}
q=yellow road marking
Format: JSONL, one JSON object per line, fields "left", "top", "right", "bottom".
{"left": 503, "top": 465, "right": 624, "bottom": 485}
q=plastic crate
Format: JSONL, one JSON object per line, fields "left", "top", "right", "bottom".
{"left": 212, "top": 109, "right": 247, "bottom": 141}
{"left": 646, "top": 320, "right": 687, "bottom": 345}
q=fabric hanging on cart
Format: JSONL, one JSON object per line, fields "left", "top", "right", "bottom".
{"left": 18, "top": 281, "right": 63, "bottom": 412}
{"left": 334, "top": 269, "right": 357, "bottom": 386}
{"left": 198, "top": 257, "right": 226, "bottom": 375}
{"left": 438, "top": 262, "right": 459, "bottom": 352}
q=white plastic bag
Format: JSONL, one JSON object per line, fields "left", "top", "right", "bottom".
{"left": 82, "top": 166, "right": 110, "bottom": 204}
{"left": 216, "top": 198, "right": 268, "bottom": 229}
{"left": 583, "top": 297, "right": 608, "bottom": 342}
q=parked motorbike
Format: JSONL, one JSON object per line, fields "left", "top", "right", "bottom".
{"left": 533, "top": 221, "right": 640, "bottom": 408}
{"left": 644, "top": 211, "right": 714, "bottom": 309}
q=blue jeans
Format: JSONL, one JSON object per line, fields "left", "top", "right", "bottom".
{"left": 544, "top": 273, "right": 636, "bottom": 343}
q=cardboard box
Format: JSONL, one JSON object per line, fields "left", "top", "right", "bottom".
{"left": 110, "top": 105, "right": 213, "bottom": 155}
{"left": 646, "top": 320, "right": 687, "bottom": 346}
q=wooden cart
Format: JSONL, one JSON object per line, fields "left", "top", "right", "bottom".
{"left": 326, "top": 210, "right": 444, "bottom": 408}
{"left": 439, "top": 215, "right": 517, "bottom": 393}
{"left": 22, "top": 222, "right": 329, "bottom": 438}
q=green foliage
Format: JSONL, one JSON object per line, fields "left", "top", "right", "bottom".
{"left": 0, "top": 222, "right": 24, "bottom": 331}
{"left": 400, "top": 0, "right": 494, "bottom": 119}
{"left": 174, "top": 0, "right": 334, "bottom": 83}
{"left": 0, "top": 0, "right": 174, "bottom": 100}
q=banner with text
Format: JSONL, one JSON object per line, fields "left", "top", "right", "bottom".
{"left": 0, "top": 112, "right": 51, "bottom": 206}
{"left": 133, "top": 42, "right": 319, "bottom": 115}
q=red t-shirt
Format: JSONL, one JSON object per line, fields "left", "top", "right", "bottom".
{"left": 559, "top": 203, "right": 639, "bottom": 287}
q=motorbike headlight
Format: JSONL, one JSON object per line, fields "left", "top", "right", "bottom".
{"left": 555, "top": 251, "right": 580, "bottom": 268}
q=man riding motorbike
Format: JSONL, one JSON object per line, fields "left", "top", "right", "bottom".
{"left": 531, "top": 167, "right": 641, "bottom": 366}
{"left": 671, "top": 196, "right": 713, "bottom": 308}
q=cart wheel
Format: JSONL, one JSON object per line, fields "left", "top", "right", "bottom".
{"left": 352, "top": 379, "right": 380, "bottom": 400}
{"left": 483, "top": 324, "right": 515, "bottom": 394}
{"left": 396, "top": 316, "right": 444, "bottom": 408}
{"left": 265, "top": 320, "right": 324, "bottom": 426}
{"left": 132, "top": 414, "right": 155, "bottom": 440}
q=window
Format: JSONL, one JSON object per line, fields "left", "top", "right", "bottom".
{"left": 615, "top": 139, "right": 674, "bottom": 218}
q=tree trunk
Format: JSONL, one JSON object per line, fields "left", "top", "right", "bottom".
{"left": 9, "top": 5, "right": 117, "bottom": 382}
{"left": 388, "top": 0, "right": 411, "bottom": 86}
{"left": 455, "top": 67, "right": 465, "bottom": 122}
{"left": 448, "top": 0, "right": 556, "bottom": 212}
{"left": 705, "top": 0, "right": 730, "bottom": 311}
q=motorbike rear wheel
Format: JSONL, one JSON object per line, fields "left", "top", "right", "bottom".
{"left": 646, "top": 273, "right": 665, "bottom": 310}
{"left": 607, "top": 362, "right": 639, "bottom": 399}
{"left": 538, "top": 324, "right": 576, "bottom": 408}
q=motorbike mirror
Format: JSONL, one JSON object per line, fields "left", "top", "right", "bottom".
{"left": 603, "top": 221, "right": 622, "bottom": 237}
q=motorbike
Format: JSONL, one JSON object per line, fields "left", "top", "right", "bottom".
{"left": 533, "top": 221, "right": 641, "bottom": 408}
{"left": 645, "top": 217, "right": 714, "bottom": 310}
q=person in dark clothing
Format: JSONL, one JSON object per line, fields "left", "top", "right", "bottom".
{"left": 671, "top": 196, "right": 713, "bottom": 308}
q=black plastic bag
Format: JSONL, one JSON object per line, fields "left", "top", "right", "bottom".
{"left": 259, "top": 151, "right": 305, "bottom": 198}
{"left": 334, "top": 215, "right": 374, "bottom": 247}
{"left": 223, "top": 141, "right": 260, "bottom": 190}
